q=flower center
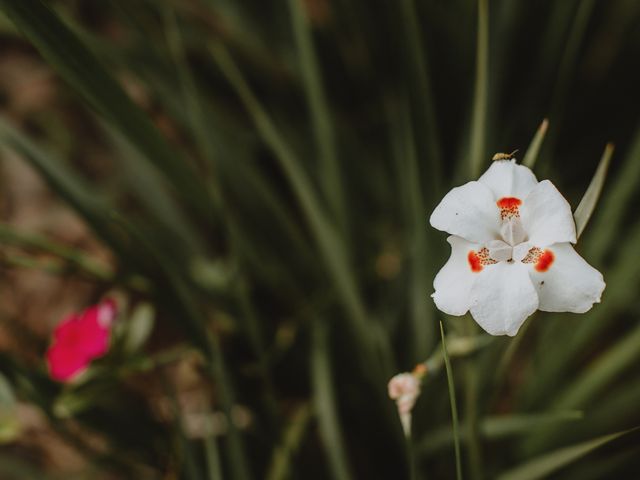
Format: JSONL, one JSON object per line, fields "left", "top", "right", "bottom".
{"left": 466, "top": 199, "right": 555, "bottom": 272}
{"left": 497, "top": 197, "right": 522, "bottom": 220}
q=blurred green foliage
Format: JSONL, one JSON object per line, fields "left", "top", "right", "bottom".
{"left": 0, "top": 0, "right": 640, "bottom": 478}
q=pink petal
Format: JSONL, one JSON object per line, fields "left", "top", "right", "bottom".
{"left": 46, "top": 343, "right": 89, "bottom": 382}
{"left": 46, "top": 299, "right": 117, "bottom": 382}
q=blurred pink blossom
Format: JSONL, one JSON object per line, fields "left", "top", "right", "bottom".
{"left": 46, "top": 299, "right": 116, "bottom": 382}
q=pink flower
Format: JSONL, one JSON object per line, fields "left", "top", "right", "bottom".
{"left": 46, "top": 299, "right": 117, "bottom": 382}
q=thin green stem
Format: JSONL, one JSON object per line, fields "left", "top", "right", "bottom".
{"left": 440, "top": 322, "right": 463, "bottom": 480}
{"left": 468, "top": 0, "right": 489, "bottom": 178}
{"left": 287, "top": 0, "right": 346, "bottom": 236}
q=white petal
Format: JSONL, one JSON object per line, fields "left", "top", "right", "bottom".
{"left": 528, "top": 243, "right": 605, "bottom": 313}
{"left": 432, "top": 236, "right": 480, "bottom": 316}
{"left": 430, "top": 181, "right": 499, "bottom": 243}
{"left": 469, "top": 262, "right": 539, "bottom": 336}
{"left": 478, "top": 160, "right": 539, "bottom": 200}
{"left": 521, "top": 180, "right": 577, "bottom": 246}
{"left": 488, "top": 240, "right": 512, "bottom": 262}
{"left": 500, "top": 218, "right": 526, "bottom": 246}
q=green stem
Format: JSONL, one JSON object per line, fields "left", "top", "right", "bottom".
{"left": 468, "top": 0, "right": 489, "bottom": 178}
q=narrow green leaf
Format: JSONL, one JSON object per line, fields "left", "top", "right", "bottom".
{"left": 586, "top": 123, "right": 640, "bottom": 262}
{"left": 388, "top": 97, "right": 435, "bottom": 358}
{"left": 121, "top": 303, "right": 156, "bottom": 354}
{"left": 525, "top": 324, "right": 640, "bottom": 453}
{"left": 397, "top": 0, "right": 442, "bottom": 194}
{"left": 573, "top": 143, "right": 614, "bottom": 239}
{"left": 0, "top": 0, "right": 212, "bottom": 222}
{"left": 0, "top": 117, "right": 129, "bottom": 259}
{"left": 537, "top": 0, "right": 597, "bottom": 168}
{"left": 522, "top": 119, "right": 549, "bottom": 169}
{"left": 266, "top": 402, "right": 313, "bottom": 480}
{"left": 210, "top": 43, "right": 381, "bottom": 373}
{"left": 417, "top": 411, "right": 583, "bottom": 455}
{"left": 468, "top": 0, "right": 489, "bottom": 178}
{"left": 496, "top": 428, "right": 638, "bottom": 480}
{"left": 204, "top": 434, "right": 225, "bottom": 480}
{"left": 440, "top": 322, "right": 463, "bottom": 480}
{"left": 163, "top": 5, "right": 217, "bottom": 172}
{"left": 312, "top": 321, "right": 354, "bottom": 480}
{"left": 287, "top": 0, "right": 346, "bottom": 233}
{"left": 0, "top": 222, "right": 112, "bottom": 281}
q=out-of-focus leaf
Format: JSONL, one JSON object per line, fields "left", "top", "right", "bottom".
{"left": 122, "top": 303, "right": 156, "bottom": 354}
{"left": 573, "top": 143, "right": 614, "bottom": 238}
{"left": 287, "top": 0, "right": 345, "bottom": 232}
{"left": 0, "top": 0, "right": 213, "bottom": 222}
{"left": 0, "top": 223, "right": 112, "bottom": 281}
{"left": 496, "top": 427, "right": 638, "bottom": 480}
{"left": 418, "top": 411, "right": 583, "bottom": 454}
{"left": 0, "top": 372, "right": 20, "bottom": 444}
{"left": 210, "top": 42, "right": 383, "bottom": 374}
{"left": 312, "top": 321, "right": 354, "bottom": 480}
{"left": 389, "top": 98, "right": 435, "bottom": 357}
{"left": 468, "top": 0, "right": 489, "bottom": 178}
{"left": 522, "top": 119, "right": 549, "bottom": 169}
{"left": 440, "top": 322, "right": 463, "bottom": 480}
{"left": 266, "top": 402, "right": 313, "bottom": 480}
{"left": 525, "top": 323, "right": 640, "bottom": 453}
{"left": 0, "top": 117, "right": 131, "bottom": 260}
{"left": 586, "top": 122, "right": 640, "bottom": 262}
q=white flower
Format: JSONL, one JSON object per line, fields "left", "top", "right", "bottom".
{"left": 388, "top": 373, "right": 421, "bottom": 436}
{"left": 429, "top": 159, "right": 605, "bottom": 336}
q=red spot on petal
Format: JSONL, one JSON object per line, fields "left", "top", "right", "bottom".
{"left": 535, "top": 249, "right": 554, "bottom": 272}
{"left": 497, "top": 197, "right": 522, "bottom": 220}
{"left": 497, "top": 197, "right": 522, "bottom": 210}
{"left": 468, "top": 251, "right": 483, "bottom": 272}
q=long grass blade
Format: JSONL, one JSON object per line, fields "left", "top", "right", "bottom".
{"left": 266, "top": 402, "right": 313, "bottom": 480}
{"left": 417, "top": 411, "right": 583, "bottom": 455}
{"left": 389, "top": 98, "right": 435, "bottom": 358}
{"left": 496, "top": 428, "right": 638, "bottom": 480}
{"left": 209, "top": 42, "right": 382, "bottom": 372}
{"left": 312, "top": 321, "right": 354, "bottom": 480}
{"left": 397, "top": 0, "right": 442, "bottom": 194}
{"left": 573, "top": 143, "right": 614, "bottom": 239}
{"left": 522, "top": 119, "right": 549, "bottom": 169}
{"left": 0, "top": 0, "right": 212, "bottom": 222}
{"left": 440, "top": 322, "right": 463, "bottom": 480}
{"left": 468, "top": 0, "right": 490, "bottom": 178}
{"left": 287, "top": 0, "right": 346, "bottom": 234}
{"left": 524, "top": 323, "right": 640, "bottom": 453}
{"left": 0, "top": 117, "right": 130, "bottom": 260}
{"left": 585, "top": 123, "right": 640, "bottom": 262}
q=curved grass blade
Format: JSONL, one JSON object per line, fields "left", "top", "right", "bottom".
{"left": 522, "top": 119, "right": 549, "bottom": 169}
{"left": 0, "top": 0, "right": 213, "bottom": 222}
{"left": 468, "top": 0, "right": 489, "bottom": 178}
{"left": 287, "top": 0, "right": 346, "bottom": 234}
{"left": 312, "top": 321, "right": 354, "bottom": 480}
{"left": 496, "top": 427, "right": 639, "bottom": 480}
{"left": 397, "top": 0, "right": 442, "bottom": 194}
{"left": 524, "top": 323, "right": 640, "bottom": 454}
{"left": 0, "top": 222, "right": 112, "bottom": 281}
{"left": 584, "top": 122, "right": 640, "bottom": 262}
{"left": 417, "top": 410, "right": 583, "bottom": 455}
{"left": 440, "top": 322, "right": 463, "bottom": 480}
{"left": 209, "top": 43, "right": 382, "bottom": 373}
{"left": 266, "top": 402, "right": 313, "bottom": 480}
{"left": 573, "top": 143, "right": 614, "bottom": 239}
{"left": 388, "top": 97, "right": 435, "bottom": 358}
{"left": 0, "top": 117, "right": 129, "bottom": 260}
